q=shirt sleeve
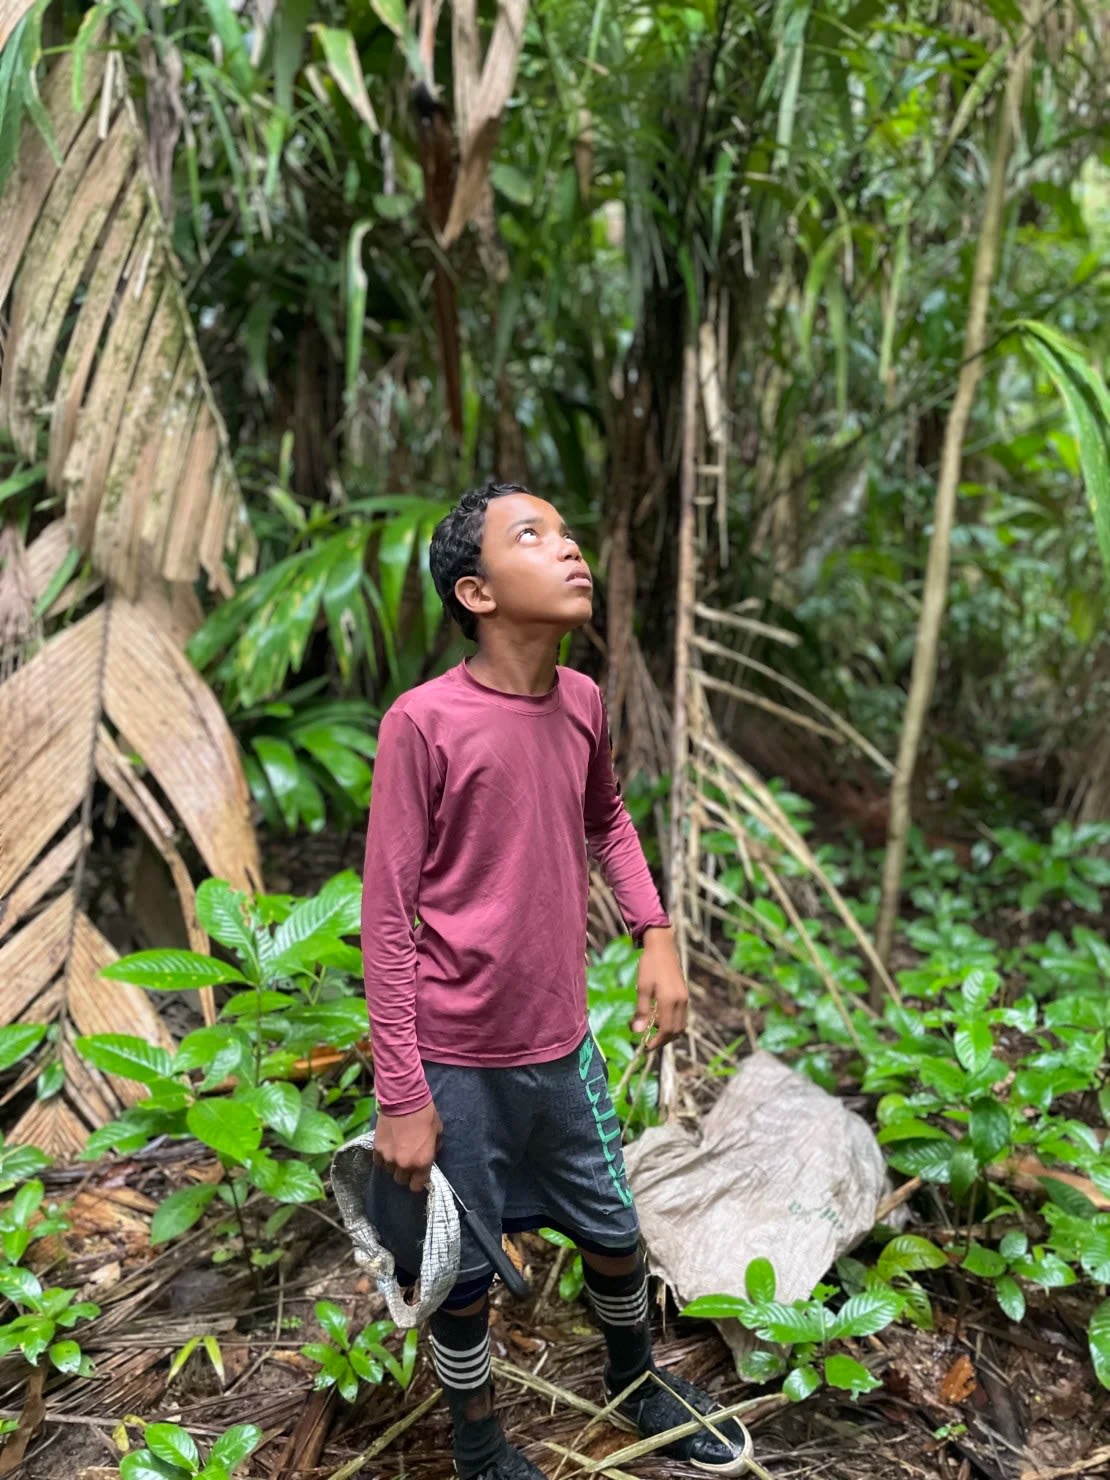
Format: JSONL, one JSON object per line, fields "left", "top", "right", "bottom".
{"left": 583, "top": 685, "right": 671, "bottom": 945}
{"left": 361, "top": 707, "right": 437, "bottom": 1116}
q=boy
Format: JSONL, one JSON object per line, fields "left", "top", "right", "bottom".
{"left": 361, "top": 481, "right": 748, "bottom": 1478}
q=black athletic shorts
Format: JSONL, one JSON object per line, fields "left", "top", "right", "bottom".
{"left": 372, "top": 1032, "right": 641, "bottom": 1301}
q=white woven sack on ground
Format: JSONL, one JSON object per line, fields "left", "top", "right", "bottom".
{"left": 330, "top": 1128, "right": 461, "bottom": 1328}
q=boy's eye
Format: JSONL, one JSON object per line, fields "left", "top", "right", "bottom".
{"left": 518, "top": 527, "right": 538, "bottom": 539}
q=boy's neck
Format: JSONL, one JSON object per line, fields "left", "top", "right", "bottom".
{"left": 466, "top": 632, "right": 562, "bottom": 696}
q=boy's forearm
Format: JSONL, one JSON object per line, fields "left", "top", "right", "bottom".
{"left": 589, "top": 814, "right": 671, "bottom": 944}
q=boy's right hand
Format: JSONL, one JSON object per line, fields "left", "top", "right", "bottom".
{"left": 374, "top": 1103, "right": 443, "bottom": 1192}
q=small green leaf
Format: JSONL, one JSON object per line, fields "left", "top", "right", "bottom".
{"left": 348, "top": 1345, "right": 384, "bottom": 1384}
{"left": 195, "top": 880, "right": 261, "bottom": 978}
{"left": 186, "top": 1100, "right": 262, "bottom": 1162}
{"left": 208, "top": 1423, "right": 263, "bottom": 1470}
{"left": 74, "top": 1034, "right": 174, "bottom": 1086}
{"left": 745, "top": 1257, "right": 777, "bottom": 1304}
{"left": 738, "top": 1349, "right": 787, "bottom": 1382}
{"left": 1087, "top": 1297, "right": 1110, "bottom": 1389}
{"left": 370, "top": 0, "right": 406, "bottom": 34}
{"left": 283, "top": 1107, "right": 342, "bottom": 1154}
{"left": 36, "top": 1060, "right": 64, "bottom": 1100}
{"left": 783, "top": 1364, "right": 820, "bottom": 1402}
{"left": 0, "top": 1266, "right": 43, "bottom": 1302}
{"left": 174, "top": 1027, "right": 247, "bottom": 1085}
{"left": 833, "top": 1290, "right": 900, "bottom": 1339}
{"left": 961, "top": 1242, "right": 1007, "bottom": 1279}
{"left": 315, "top": 1300, "right": 350, "bottom": 1349}
{"left": 242, "top": 1081, "right": 302, "bottom": 1139}
{"left": 10, "top": 1178, "right": 44, "bottom": 1225}
{"left": 1038, "top": 1177, "right": 1099, "bottom": 1218}
{"left": 681, "top": 1294, "right": 752, "bottom": 1321}
{"left": 949, "top": 1143, "right": 979, "bottom": 1201}
{"left": 995, "top": 1275, "right": 1025, "bottom": 1322}
{"left": 823, "top": 1353, "right": 881, "bottom": 1397}
{"left": 145, "top": 1422, "right": 200, "bottom": 1470}
{"left": 876, "top": 1235, "right": 947, "bottom": 1281}
{"left": 961, "top": 969, "right": 1000, "bottom": 1013}
{"left": 999, "top": 1231, "right": 1029, "bottom": 1260}
{"left": 100, "top": 949, "right": 247, "bottom": 991}
{"left": 244, "top": 1153, "right": 324, "bottom": 1203}
{"left": 119, "top": 1451, "right": 189, "bottom": 1480}
{"left": 969, "top": 1099, "right": 1011, "bottom": 1165}
{"left": 490, "top": 162, "right": 534, "bottom": 205}
{"left": 0, "top": 1023, "right": 47, "bottom": 1072}
{"left": 151, "top": 1184, "right": 219, "bottom": 1245}
{"left": 313, "top": 25, "right": 378, "bottom": 132}
{"left": 954, "top": 1021, "right": 993, "bottom": 1074}
{"left": 48, "top": 1340, "right": 84, "bottom": 1374}
{"left": 221, "top": 990, "right": 291, "bottom": 1016}
{"left": 750, "top": 1302, "right": 830, "bottom": 1345}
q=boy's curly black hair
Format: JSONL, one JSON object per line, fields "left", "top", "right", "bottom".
{"left": 429, "top": 480, "right": 530, "bottom": 642}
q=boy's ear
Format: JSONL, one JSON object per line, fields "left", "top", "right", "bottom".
{"left": 455, "top": 573, "right": 495, "bottom": 622}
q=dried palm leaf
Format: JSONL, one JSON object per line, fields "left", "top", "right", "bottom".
{"left": 0, "top": 46, "right": 264, "bottom": 1153}
{"left": 0, "top": 565, "right": 260, "bottom": 1152}
{"left": 0, "top": 43, "right": 256, "bottom": 598}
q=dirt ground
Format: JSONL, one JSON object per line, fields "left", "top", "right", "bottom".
{"left": 4, "top": 1080, "right": 1108, "bottom": 1480}
{"left": 4, "top": 833, "right": 1109, "bottom": 1479}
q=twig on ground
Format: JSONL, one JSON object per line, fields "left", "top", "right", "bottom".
{"left": 540, "top": 1245, "right": 570, "bottom": 1305}
{"left": 875, "top": 1176, "right": 922, "bottom": 1221}
{"left": 1019, "top": 1449, "right": 1110, "bottom": 1480}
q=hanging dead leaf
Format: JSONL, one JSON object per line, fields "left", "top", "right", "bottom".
{"left": 441, "top": 0, "right": 529, "bottom": 248}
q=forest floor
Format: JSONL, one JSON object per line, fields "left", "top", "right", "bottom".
{"left": 5, "top": 830, "right": 1109, "bottom": 1480}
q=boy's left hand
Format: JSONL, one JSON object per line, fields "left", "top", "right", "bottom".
{"left": 633, "top": 925, "right": 688, "bottom": 1049}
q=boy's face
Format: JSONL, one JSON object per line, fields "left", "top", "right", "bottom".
{"left": 457, "top": 492, "right": 593, "bottom": 637}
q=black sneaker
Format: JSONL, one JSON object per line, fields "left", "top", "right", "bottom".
{"left": 612, "top": 1364, "right": 751, "bottom": 1474}
{"left": 464, "top": 1440, "right": 548, "bottom": 1480}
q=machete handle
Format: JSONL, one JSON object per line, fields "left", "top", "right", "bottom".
{"left": 461, "top": 1207, "right": 530, "bottom": 1298}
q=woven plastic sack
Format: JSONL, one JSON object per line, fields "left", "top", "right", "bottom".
{"left": 623, "top": 1051, "right": 892, "bottom": 1362}
{"left": 330, "top": 1127, "right": 461, "bottom": 1328}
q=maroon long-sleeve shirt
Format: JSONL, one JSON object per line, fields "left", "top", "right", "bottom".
{"left": 360, "top": 658, "right": 671, "bottom": 1115}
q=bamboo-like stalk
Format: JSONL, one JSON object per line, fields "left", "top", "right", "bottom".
{"left": 663, "top": 337, "right": 701, "bottom": 1118}
{"left": 874, "top": 7, "right": 1037, "bottom": 975}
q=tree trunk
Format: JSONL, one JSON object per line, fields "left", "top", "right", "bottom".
{"left": 874, "top": 14, "right": 1037, "bottom": 975}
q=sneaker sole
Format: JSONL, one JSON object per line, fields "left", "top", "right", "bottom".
{"left": 691, "top": 1420, "right": 753, "bottom": 1475}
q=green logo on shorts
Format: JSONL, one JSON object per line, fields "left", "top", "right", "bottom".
{"left": 579, "top": 1037, "right": 633, "bottom": 1208}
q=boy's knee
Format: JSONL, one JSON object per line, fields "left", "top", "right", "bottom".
{"left": 438, "top": 1271, "right": 495, "bottom": 1315}
{"left": 577, "top": 1242, "right": 641, "bottom": 1278}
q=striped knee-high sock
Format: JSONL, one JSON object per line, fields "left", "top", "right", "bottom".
{"left": 583, "top": 1252, "right": 653, "bottom": 1391}
{"left": 429, "top": 1302, "right": 505, "bottom": 1478}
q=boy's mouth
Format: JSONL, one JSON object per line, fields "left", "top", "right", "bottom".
{"left": 565, "top": 569, "right": 593, "bottom": 588}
